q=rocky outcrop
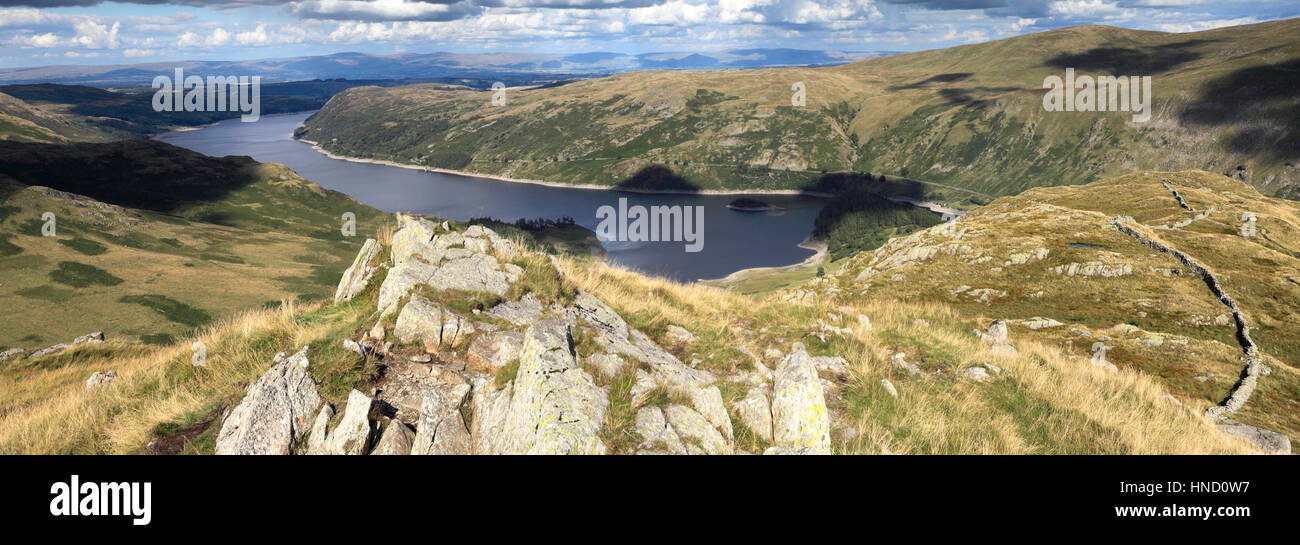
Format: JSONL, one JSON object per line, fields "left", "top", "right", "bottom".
{"left": 770, "top": 350, "right": 831, "bottom": 454}
{"left": 733, "top": 387, "right": 773, "bottom": 442}
{"left": 334, "top": 238, "right": 383, "bottom": 304}
{"left": 466, "top": 330, "right": 524, "bottom": 373}
{"left": 411, "top": 381, "right": 473, "bottom": 455}
{"left": 315, "top": 390, "right": 375, "bottom": 455}
{"left": 371, "top": 421, "right": 415, "bottom": 455}
{"left": 393, "top": 295, "right": 476, "bottom": 352}
{"left": 215, "top": 347, "right": 322, "bottom": 455}
{"left": 490, "top": 320, "right": 609, "bottom": 455}
{"left": 572, "top": 291, "right": 714, "bottom": 390}
{"left": 0, "top": 348, "right": 24, "bottom": 362}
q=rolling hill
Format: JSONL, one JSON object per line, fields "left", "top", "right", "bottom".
{"left": 785, "top": 169, "right": 1300, "bottom": 446}
{"left": 300, "top": 18, "right": 1300, "bottom": 200}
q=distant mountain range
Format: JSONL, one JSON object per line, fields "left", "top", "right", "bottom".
{"left": 0, "top": 49, "right": 895, "bottom": 87}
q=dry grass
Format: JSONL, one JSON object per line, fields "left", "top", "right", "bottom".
{"left": 0, "top": 298, "right": 373, "bottom": 454}
{"left": 562, "top": 257, "right": 1255, "bottom": 454}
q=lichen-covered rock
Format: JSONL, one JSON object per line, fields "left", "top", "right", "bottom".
{"left": 378, "top": 250, "right": 512, "bottom": 312}
{"left": 770, "top": 350, "right": 831, "bottom": 454}
{"left": 0, "top": 348, "right": 24, "bottom": 362}
{"left": 734, "top": 387, "right": 773, "bottom": 442}
{"left": 688, "top": 385, "right": 733, "bottom": 443}
{"left": 318, "top": 389, "right": 374, "bottom": 455}
{"left": 635, "top": 406, "right": 686, "bottom": 454}
{"left": 411, "top": 381, "right": 472, "bottom": 455}
{"left": 390, "top": 214, "right": 440, "bottom": 266}
{"left": 371, "top": 421, "right": 415, "bottom": 455}
{"left": 393, "top": 295, "right": 476, "bottom": 351}
{"left": 334, "top": 238, "right": 382, "bottom": 304}
{"left": 216, "top": 347, "right": 322, "bottom": 455}
{"left": 494, "top": 320, "right": 608, "bottom": 455}
{"left": 469, "top": 378, "right": 513, "bottom": 454}
{"left": 663, "top": 405, "right": 732, "bottom": 455}
{"left": 572, "top": 291, "right": 714, "bottom": 389}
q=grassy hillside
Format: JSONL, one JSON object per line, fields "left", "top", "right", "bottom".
{"left": 0, "top": 83, "right": 329, "bottom": 141}
{"left": 0, "top": 140, "right": 389, "bottom": 349}
{"left": 301, "top": 18, "right": 1300, "bottom": 199}
{"left": 785, "top": 170, "right": 1300, "bottom": 444}
{"left": 0, "top": 91, "right": 121, "bottom": 143}
{"left": 0, "top": 216, "right": 1255, "bottom": 454}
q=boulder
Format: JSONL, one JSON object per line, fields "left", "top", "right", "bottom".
{"left": 733, "top": 387, "right": 773, "bottom": 442}
{"left": 635, "top": 406, "right": 686, "bottom": 454}
{"left": 770, "top": 350, "right": 831, "bottom": 454}
{"left": 305, "top": 404, "right": 334, "bottom": 455}
{"left": 84, "top": 370, "right": 116, "bottom": 390}
{"left": 0, "top": 348, "right": 24, "bottom": 362}
{"left": 665, "top": 325, "right": 698, "bottom": 346}
{"left": 215, "top": 347, "right": 322, "bottom": 455}
{"left": 334, "top": 238, "right": 383, "bottom": 304}
{"left": 371, "top": 421, "right": 415, "bottom": 455}
{"left": 318, "top": 389, "right": 374, "bottom": 455}
{"left": 393, "top": 295, "right": 476, "bottom": 351}
{"left": 378, "top": 252, "right": 512, "bottom": 313}
{"left": 880, "top": 378, "right": 899, "bottom": 397}
{"left": 389, "top": 214, "right": 440, "bottom": 266}
{"left": 466, "top": 330, "right": 524, "bottom": 373}
{"left": 342, "top": 338, "right": 367, "bottom": 357}
{"left": 811, "top": 356, "right": 850, "bottom": 380}
{"left": 485, "top": 294, "right": 544, "bottom": 326}
{"left": 663, "top": 405, "right": 732, "bottom": 455}
{"left": 411, "top": 381, "right": 472, "bottom": 455}
{"left": 960, "top": 367, "right": 991, "bottom": 381}
{"left": 890, "top": 352, "right": 923, "bottom": 376}
{"left": 1217, "top": 420, "right": 1290, "bottom": 454}
{"left": 688, "top": 385, "right": 733, "bottom": 442}
{"left": 494, "top": 320, "right": 609, "bottom": 454}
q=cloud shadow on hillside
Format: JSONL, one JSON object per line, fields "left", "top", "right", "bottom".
{"left": 612, "top": 165, "right": 703, "bottom": 192}
{"left": 0, "top": 140, "right": 260, "bottom": 215}
{"left": 1043, "top": 39, "right": 1217, "bottom": 75}
{"left": 1180, "top": 56, "right": 1300, "bottom": 161}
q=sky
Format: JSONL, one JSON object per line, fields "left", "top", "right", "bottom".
{"left": 0, "top": 0, "right": 1295, "bottom": 68}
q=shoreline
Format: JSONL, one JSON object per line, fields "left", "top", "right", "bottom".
{"left": 295, "top": 135, "right": 836, "bottom": 198}
{"left": 701, "top": 236, "right": 828, "bottom": 285}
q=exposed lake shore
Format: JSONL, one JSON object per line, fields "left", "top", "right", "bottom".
{"left": 296, "top": 136, "right": 837, "bottom": 198}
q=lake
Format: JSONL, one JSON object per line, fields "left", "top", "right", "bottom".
{"left": 158, "top": 111, "right": 828, "bottom": 281}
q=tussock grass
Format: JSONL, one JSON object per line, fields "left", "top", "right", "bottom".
{"left": 0, "top": 297, "right": 374, "bottom": 454}
{"left": 561, "top": 257, "right": 1254, "bottom": 454}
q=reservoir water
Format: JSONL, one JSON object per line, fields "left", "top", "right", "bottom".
{"left": 158, "top": 111, "right": 828, "bottom": 281}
